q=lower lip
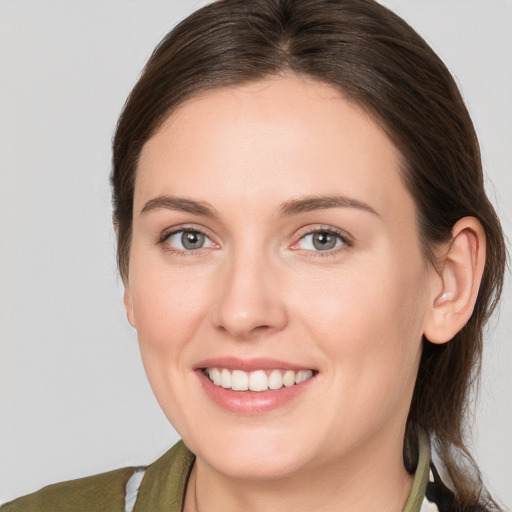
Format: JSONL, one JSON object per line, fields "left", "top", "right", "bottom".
{"left": 196, "top": 370, "right": 316, "bottom": 415}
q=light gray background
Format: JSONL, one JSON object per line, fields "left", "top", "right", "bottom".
{"left": 0, "top": 0, "right": 510, "bottom": 507}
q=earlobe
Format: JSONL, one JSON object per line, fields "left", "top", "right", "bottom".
{"left": 123, "top": 288, "right": 136, "bottom": 328}
{"left": 423, "top": 217, "right": 486, "bottom": 344}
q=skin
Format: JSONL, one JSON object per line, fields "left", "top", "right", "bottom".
{"left": 123, "top": 76, "right": 481, "bottom": 512}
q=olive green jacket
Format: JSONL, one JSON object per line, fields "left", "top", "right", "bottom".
{"left": 1, "top": 439, "right": 430, "bottom": 512}
{"left": 0, "top": 442, "right": 194, "bottom": 512}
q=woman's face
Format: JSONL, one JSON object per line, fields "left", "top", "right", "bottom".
{"left": 125, "top": 76, "right": 437, "bottom": 480}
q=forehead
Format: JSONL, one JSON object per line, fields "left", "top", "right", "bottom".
{"left": 136, "top": 76, "right": 414, "bottom": 226}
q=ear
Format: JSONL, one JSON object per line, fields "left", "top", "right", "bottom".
{"left": 423, "top": 217, "right": 486, "bottom": 344}
{"left": 123, "top": 288, "right": 136, "bottom": 328}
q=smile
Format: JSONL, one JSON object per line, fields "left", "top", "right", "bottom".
{"left": 204, "top": 368, "right": 314, "bottom": 392}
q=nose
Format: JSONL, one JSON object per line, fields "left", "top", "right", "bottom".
{"left": 211, "top": 252, "right": 288, "bottom": 340}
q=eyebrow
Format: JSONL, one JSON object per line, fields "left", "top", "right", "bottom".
{"left": 141, "top": 196, "right": 217, "bottom": 217}
{"left": 140, "top": 194, "right": 380, "bottom": 218}
{"left": 278, "top": 195, "right": 380, "bottom": 217}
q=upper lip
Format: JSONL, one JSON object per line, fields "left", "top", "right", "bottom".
{"left": 195, "top": 357, "right": 316, "bottom": 372}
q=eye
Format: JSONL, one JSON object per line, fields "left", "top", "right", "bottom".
{"left": 164, "top": 229, "right": 216, "bottom": 251}
{"left": 295, "top": 230, "right": 349, "bottom": 252}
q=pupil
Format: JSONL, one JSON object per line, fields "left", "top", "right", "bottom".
{"left": 313, "top": 232, "right": 336, "bottom": 250}
{"left": 182, "top": 231, "right": 204, "bottom": 250}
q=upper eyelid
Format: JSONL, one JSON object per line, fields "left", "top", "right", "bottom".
{"left": 159, "top": 227, "right": 218, "bottom": 255}
{"left": 159, "top": 224, "right": 215, "bottom": 243}
{"left": 157, "top": 224, "right": 353, "bottom": 249}
{"left": 294, "top": 225, "right": 354, "bottom": 243}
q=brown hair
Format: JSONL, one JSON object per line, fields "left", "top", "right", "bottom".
{"left": 111, "top": 0, "right": 506, "bottom": 509}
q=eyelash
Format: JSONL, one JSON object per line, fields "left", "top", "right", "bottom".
{"left": 291, "top": 226, "right": 353, "bottom": 257}
{"left": 158, "top": 225, "right": 353, "bottom": 257}
{"left": 158, "top": 225, "right": 216, "bottom": 256}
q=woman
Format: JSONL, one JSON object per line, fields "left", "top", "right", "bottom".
{"left": 1, "top": 0, "right": 507, "bottom": 511}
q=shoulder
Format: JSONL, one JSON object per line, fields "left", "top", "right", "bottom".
{"left": 0, "top": 466, "right": 135, "bottom": 512}
{"left": 130, "top": 440, "right": 195, "bottom": 511}
{"left": 425, "top": 464, "right": 500, "bottom": 512}
{"left": 0, "top": 441, "right": 194, "bottom": 512}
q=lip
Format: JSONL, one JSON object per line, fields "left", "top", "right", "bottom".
{"left": 195, "top": 357, "right": 317, "bottom": 415}
{"left": 195, "top": 356, "right": 315, "bottom": 372}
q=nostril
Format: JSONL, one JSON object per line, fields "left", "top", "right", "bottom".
{"left": 210, "top": 278, "right": 289, "bottom": 338}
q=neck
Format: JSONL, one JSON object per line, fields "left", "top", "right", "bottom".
{"left": 184, "top": 430, "right": 415, "bottom": 512}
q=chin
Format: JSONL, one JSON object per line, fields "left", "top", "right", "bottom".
{"left": 183, "top": 425, "right": 316, "bottom": 481}
{"left": 205, "top": 449, "right": 309, "bottom": 481}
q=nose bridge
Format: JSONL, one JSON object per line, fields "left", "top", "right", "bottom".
{"left": 211, "top": 242, "right": 287, "bottom": 339}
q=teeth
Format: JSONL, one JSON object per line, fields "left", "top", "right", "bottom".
{"left": 231, "top": 370, "right": 249, "bottom": 391}
{"left": 295, "top": 370, "right": 311, "bottom": 384}
{"left": 248, "top": 370, "right": 268, "bottom": 392}
{"left": 221, "top": 368, "right": 231, "bottom": 389}
{"left": 283, "top": 370, "right": 295, "bottom": 387}
{"left": 268, "top": 369, "right": 283, "bottom": 390}
{"left": 205, "top": 368, "right": 314, "bottom": 392}
{"left": 209, "top": 368, "right": 222, "bottom": 386}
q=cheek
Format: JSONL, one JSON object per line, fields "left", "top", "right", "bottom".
{"left": 293, "top": 257, "right": 427, "bottom": 394}
{"left": 127, "top": 265, "right": 216, "bottom": 427}
{"left": 128, "top": 261, "right": 213, "bottom": 361}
